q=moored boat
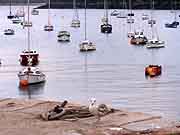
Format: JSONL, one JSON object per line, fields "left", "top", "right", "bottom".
{"left": 4, "top": 29, "right": 14, "bottom": 35}
{"left": 18, "top": 67, "right": 45, "bottom": 86}
{"left": 130, "top": 31, "right": 148, "bottom": 45}
{"left": 57, "top": 31, "right": 70, "bottom": 42}
{"left": 79, "top": 40, "right": 96, "bottom": 52}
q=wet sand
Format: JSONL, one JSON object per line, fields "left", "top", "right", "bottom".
{"left": 0, "top": 98, "right": 179, "bottom": 135}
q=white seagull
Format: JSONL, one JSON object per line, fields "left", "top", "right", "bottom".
{"left": 89, "top": 98, "right": 111, "bottom": 121}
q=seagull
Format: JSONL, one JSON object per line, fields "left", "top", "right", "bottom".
{"left": 89, "top": 98, "right": 111, "bottom": 121}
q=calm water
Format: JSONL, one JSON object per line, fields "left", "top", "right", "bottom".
{"left": 0, "top": 6, "right": 180, "bottom": 120}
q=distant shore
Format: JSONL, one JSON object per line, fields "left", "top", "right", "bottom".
{"left": 0, "top": 98, "right": 180, "bottom": 135}
{"left": 0, "top": 0, "right": 180, "bottom": 9}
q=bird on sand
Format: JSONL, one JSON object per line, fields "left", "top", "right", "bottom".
{"left": 89, "top": 98, "right": 111, "bottom": 121}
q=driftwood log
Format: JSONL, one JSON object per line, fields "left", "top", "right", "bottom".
{"left": 41, "top": 101, "right": 115, "bottom": 121}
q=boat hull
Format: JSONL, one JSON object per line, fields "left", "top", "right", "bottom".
{"left": 101, "top": 24, "right": 112, "bottom": 33}
{"left": 18, "top": 74, "right": 45, "bottom": 85}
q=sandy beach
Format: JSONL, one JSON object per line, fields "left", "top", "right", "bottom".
{"left": 0, "top": 98, "right": 179, "bottom": 135}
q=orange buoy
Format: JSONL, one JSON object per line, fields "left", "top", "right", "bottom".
{"left": 145, "top": 65, "right": 162, "bottom": 77}
{"left": 20, "top": 80, "right": 28, "bottom": 86}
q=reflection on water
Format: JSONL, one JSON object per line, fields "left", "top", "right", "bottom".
{"left": 18, "top": 83, "right": 45, "bottom": 99}
{"left": 0, "top": 7, "right": 180, "bottom": 120}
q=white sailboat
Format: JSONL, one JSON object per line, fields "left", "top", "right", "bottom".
{"left": 127, "top": 0, "right": 135, "bottom": 38}
{"left": 71, "top": 0, "right": 80, "bottom": 27}
{"left": 79, "top": 0, "right": 96, "bottom": 52}
{"left": 7, "top": 0, "right": 14, "bottom": 19}
{"left": 100, "top": 0, "right": 112, "bottom": 33}
{"left": 21, "top": 0, "right": 32, "bottom": 27}
{"left": 18, "top": 57, "right": 46, "bottom": 86}
{"left": 146, "top": 0, "right": 165, "bottom": 49}
{"left": 44, "top": 0, "right": 54, "bottom": 31}
{"left": 19, "top": 0, "right": 39, "bottom": 66}
{"left": 165, "top": 0, "right": 179, "bottom": 28}
{"left": 116, "top": 0, "right": 127, "bottom": 18}
{"left": 57, "top": 16, "right": 71, "bottom": 42}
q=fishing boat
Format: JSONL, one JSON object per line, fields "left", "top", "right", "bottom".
{"left": 130, "top": 31, "right": 148, "bottom": 45}
{"left": 4, "top": 29, "right": 15, "bottom": 35}
{"left": 79, "top": 0, "right": 96, "bottom": 52}
{"left": 145, "top": 65, "right": 162, "bottom": 77}
{"left": 110, "top": 10, "right": 119, "bottom": 16}
{"left": 71, "top": 0, "right": 80, "bottom": 28}
{"left": 100, "top": 0, "right": 112, "bottom": 33}
{"left": 18, "top": 64, "right": 45, "bottom": 86}
{"left": 31, "top": 9, "right": 39, "bottom": 15}
{"left": 165, "top": 0, "right": 179, "bottom": 28}
{"left": 57, "top": 31, "right": 70, "bottom": 42}
{"left": 7, "top": 0, "right": 14, "bottom": 19}
{"left": 116, "top": 0, "right": 127, "bottom": 18}
{"left": 44, "top": 0, "right": 54, "bottom": 31}
{"left": 19, "top": 0, "right": 39, "bottom": 66}
{"left": 146, "top": 0, "right": 165, "bottom": 49}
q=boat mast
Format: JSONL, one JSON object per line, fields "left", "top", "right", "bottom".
{"left": 73, "top": 0, "right": 79, "bottom": 20}
{"left": 174, "top": 0, "right": 177, "bottom": 21}
{"left": 151, "top": 0, "right": 154, "bottom": 39}
{"left": 104, "top": 0, "right": 108, "bottom": 24}
{"left": 27, "top": 0, "right": 30, "bottom": 52}
{"left": 84, "top": 0, "right": 87, "bottom": 40}
{"left": 9, "top": 0, "right": 12, "bottom": 16}
{"left": 48, "top": 0, "right": 50, "bottom": 25}
{"left": 129, "top": 0, "right": 132, "bottom": 32}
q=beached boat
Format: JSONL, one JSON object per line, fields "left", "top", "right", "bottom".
{"left": 79, "top": 0, "right": 96, "bottom": 52}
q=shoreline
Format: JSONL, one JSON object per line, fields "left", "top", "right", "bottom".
{"left": 0, "top": 98, "right": 179, "bottom": 135}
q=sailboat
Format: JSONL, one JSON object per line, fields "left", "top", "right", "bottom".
{"left": 165, "top": 0, "right": 179, "bottom": 28}
{"left": 100, "top": 0, "right": 112, "bottom": 33}
{"left": 7, "top": 0, "right": 14, "bottom": 19}
{"left": 57, "top": 16, "right": 71, "bottom": 42}
{"left": 127, "top": 0, "right": 135, "bottom": 38}
{"left": 19, "top": 0, "right": 39, "bottom": 66}
{"left": 146, "top": 0, "right": 165, "bottom": 49}
{"left": 79, "top": 0, "right": 96, "bottom": 52}
{"left": 44, "top": 0, "right": 54, "bottom": 31}
{"left": 71, "top": 0, "right": 80, "bottom": 27}
{"left": 116, "top": 0, "right": 127, "bottom": 18}
{"left": 21, "top": 0, "right": 32, "bottom": 27}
